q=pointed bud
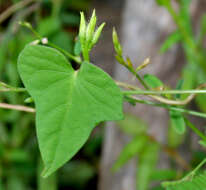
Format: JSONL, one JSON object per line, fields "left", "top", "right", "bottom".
{"left": 79, "top": 12, "right": 86, "bottom": 46}
{"left": 24, "top": 97, "right": 34, "bottom": 103}
{"left": 18, "top": 21, "right": 32, "bottom": 30}
{"left": 86, "top": 9, "right": 97, "bottom": 43}
{"left": 91, "top": 22, "right": 105, "bottom": 47}
{"left": 112, "top": 28, "right": 122, "bottom": 55}
{"left": 136, "top": 58, "right": 150, "bottom": 72}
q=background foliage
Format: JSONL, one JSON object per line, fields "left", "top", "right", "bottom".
{"left": 1, "top": 0, "right": 206, "bottom": 190}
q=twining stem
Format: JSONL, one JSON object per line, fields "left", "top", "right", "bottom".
{"left": 0, "top": 0, "right": 36, "bottom": 24}
{"left": 0, "top": 81, "right": 26, "bottom": 92}
{"left": 47, "top": 42, "right": 82, "bottom": 64}
{"left": 126, "top": 95, "right": 206, "bottom": 119}
{"left": 117, "top": 81, "right": 206, "bottom": 106}
{"left": 0, "top": 103, "right": 35, "bottom": 113}
{"left": 184, "top": 118, "right": 206, "bottom": 142}
{"left": 123, "top": 89, "right": 206, "bottom": 95}
{"left": 19, "top": 22, "right": 82, "bottom": 64}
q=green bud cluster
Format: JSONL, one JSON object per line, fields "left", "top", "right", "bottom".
{"left": 79, "top": 10, "right": 105, "bottom": 62}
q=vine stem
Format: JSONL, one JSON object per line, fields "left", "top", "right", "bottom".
{"left": 19, "top": 22, "right": 82, "bottom": 64}
{"left": 126, "top": 95, "right": 206, "bottom": 119}
{"left": 117, "top": 81, "right": 206, "bottom": 106}
{"left": 0, "top": 0, "right": 36, "bottom": 24}
{"left": 0, "top": 103, "right": 35, "bottom": 113}
{"left": 123, "top": 89, "right": 206, "bottom": 95}
{"left": 0, "top": 81, "right": 26, "bottom": 92}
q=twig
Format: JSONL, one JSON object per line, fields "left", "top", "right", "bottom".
{"left": 0, "top": 0, "right": 36, "bottom": 24}
{"left": 127, "top": 95, "right": 206, "bottom": 119}
{"left": 116, "top": 81, "right": 206, "bottom": 106}
{"left": 0, "top": 103, "right": 35, "bottom": 113}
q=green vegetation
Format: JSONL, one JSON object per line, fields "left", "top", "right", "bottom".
{"left": 1, "top": 0, "right": 206, "bottom": 189}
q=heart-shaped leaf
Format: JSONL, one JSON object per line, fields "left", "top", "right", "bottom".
{"left": 18, "top": 45, "right": 123, "bottom": 177}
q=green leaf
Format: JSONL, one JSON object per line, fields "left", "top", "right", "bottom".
{"left": 160, "top": 31, "right": 181, "bottom": 53}
{"left": 112, "top": 136, "right": 147, "bottom": 171}
{"left": 143, "top": 74, "right": 163, "bottom": 89}
{"left": 169, "top": 110, "right": 186, "bottom": 135}
{"left": 18, "top": 45, "right": 123, "bottom": 177}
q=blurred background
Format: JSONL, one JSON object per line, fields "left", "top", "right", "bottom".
{"left": 0, "top": 0, "right": 206, "bottom": 189}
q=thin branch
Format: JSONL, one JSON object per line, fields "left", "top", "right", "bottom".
{"left": 126, "top": 95, "right": 206, "bottom": 119}
{"left": 117, "top": 81, "right": 206, "bottom": 106}
{"left": 123, "top": 89, "right": 206, "bottom": 95}
{"left": 0, "top": 103, "right": 35, "bottom": 113}
{"left": 0, "top": 0, "right": 36, "bottom": 24}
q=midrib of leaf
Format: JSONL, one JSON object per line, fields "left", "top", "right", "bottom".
{"left": 44, "top": 70, "right": 79, "bottom": 175}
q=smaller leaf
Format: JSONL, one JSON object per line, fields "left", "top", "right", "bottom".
{"left": 79, "top": 12, "right": 86, "bottom": 46}
{"left": 112, "top": 136, "right": 147, "bottom": 171}
{"left": 112, "top": 28, "right": 123, "bottom": 55}
{"left": 86, "top": 9, "right": 97, "bottom": 43}
{"left": 91, "top": 22, "right": 105, "bottom": 48}
{"left": 143, "top": 74, "right": 163, "bottom": 89}
{"left": 170, "top": 110, "right": 186, "bottom": 135}
{"left": 24, "top": 97, "right": 34, "bottom": 103}
{"left": 160, "top": 31, "right": 181, "bottom": 53}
